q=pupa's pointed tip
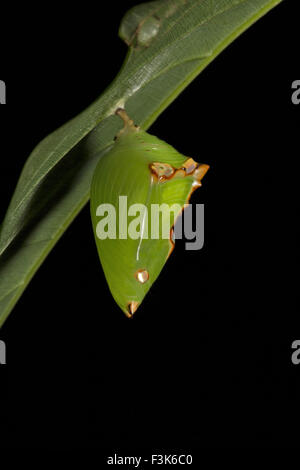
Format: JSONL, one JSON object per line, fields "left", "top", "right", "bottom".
{"left": 125, "top": 301, "right": 139, "bottom": 318}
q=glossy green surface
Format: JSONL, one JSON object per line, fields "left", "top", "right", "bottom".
{"left": 90, "top": 113, "right": 206, "bottom": 315}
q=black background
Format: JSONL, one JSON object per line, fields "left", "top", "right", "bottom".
{"left": 0, "top": 0, "right": 299, "bottom": 452}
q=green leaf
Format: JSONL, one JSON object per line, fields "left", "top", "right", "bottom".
{"left": 0, "top": 0, "right": 283, "bottom": 326}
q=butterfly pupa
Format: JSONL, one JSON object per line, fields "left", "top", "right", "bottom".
{"left": 90, "top": 109, "right": 209, "bottom": 317}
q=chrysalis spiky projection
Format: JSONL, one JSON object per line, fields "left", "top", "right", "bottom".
{"left": 90, "top": 109, "right": 209, "bottom": 317}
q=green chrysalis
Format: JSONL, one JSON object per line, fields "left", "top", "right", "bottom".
{"left": 90, "top": 109, "right": 209, "bottom": 317}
